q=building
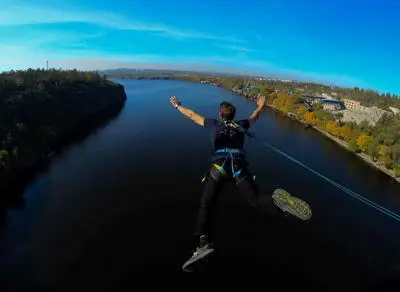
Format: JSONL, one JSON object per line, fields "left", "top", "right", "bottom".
{"left": 302, "top": 94, "right": 324, "bottom": 105}
{"left": 321, "top": 99, "right": 345, "bottom": 111}
{"left": 343, "top": 99, "right": 361, "bottom": 110}
{"left": 321, "top": 93, "right": 334, "bottom": 100}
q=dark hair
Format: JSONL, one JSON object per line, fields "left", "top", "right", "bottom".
{"left": 219, "top": 101, "right": 236, "bottom": 120}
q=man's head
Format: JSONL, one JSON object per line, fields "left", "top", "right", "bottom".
{"left": 219, "top": 101, "right": 236, "bottom": 120}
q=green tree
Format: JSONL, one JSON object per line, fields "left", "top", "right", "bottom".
{"left": 0, "top": 68, "right": 126, "bottom": 188}
{"left": 394, "top": 164, "right": 400, "bottom": 178}
{"left": 378, "top": 145, "right": 393, "bottom": 168}
{"left": 348, "top": 139, "right": 359, "bottom": 153}
{"left": 367, "top": 139, "right": 379, "bottom": 161}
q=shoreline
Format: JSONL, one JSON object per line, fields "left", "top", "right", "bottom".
{"left": 307, "top": 123, "right": 400, "bottom": 183}
{"left": 0, "top": 82, "right": 127, "bottom": 195}
{"left": 0, "top": 101, "right": 126, "bottom": 197}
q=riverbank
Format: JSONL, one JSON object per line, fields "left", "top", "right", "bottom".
{"left": 0, "top": 71, "right": 127, "bottom": 194}
{"left": 309, "top": 123, "right": 400, "bottom": 183}
{"left": 227, "top": 88, "right": 400, "bottom": 183}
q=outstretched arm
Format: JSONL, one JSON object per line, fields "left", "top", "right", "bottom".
{"left": 248, "top": 95, "right": 266, "bottom": 125}
{"left": 170, "top": 96, "right": 205, "bottom": 126}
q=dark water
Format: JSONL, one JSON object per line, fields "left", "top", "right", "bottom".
{"left": 0, "top": 80, "right": 399, "bottom": 292}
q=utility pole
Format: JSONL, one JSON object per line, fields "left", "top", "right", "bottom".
{"left": 46, "top": 60, "right": 49, "bottom": 70}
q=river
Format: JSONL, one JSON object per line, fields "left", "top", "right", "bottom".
{"left": 0, "top": 80, "right": 399, "bottom": 292}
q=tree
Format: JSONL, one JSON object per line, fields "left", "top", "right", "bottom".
{"left": 356, "top": 134, "right": 373, "bottom": 153}
{"left": 391, "top": 144, "right": 400, "bottom": 163}
{"left": 359, "top": 120, "right": 373, "bottom": 135}
{"left": 367, "top": 138, "right": 379, "bottom": 161}
{"left": 377, "top": 129, "right": 398, "bottom": 146}
{"left": 338, "top": 126, "right": 356, "bottom": 142}
{"left": 295, "top": 105, "right": 307, "bottom": 119}
{"left": 0, "top": 68, "right": 125, "bottom": 188}
{"left": 377, "top": 145, "right": 393, "bottom": 168}
{"left": 348, "top": 139, "right": 359, "bottom": 153}
{"left": 394, "top": 163, "right": 400, "bottom": 178}
{"left": 304, "top": 111, "right": 317, "bottom": 125}
{"left": 326, "top": 121, "right": 341, "bottom": 136}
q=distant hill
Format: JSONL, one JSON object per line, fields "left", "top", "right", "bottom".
{"left": 100, "top": 68, "right": 249, "bottom": 77}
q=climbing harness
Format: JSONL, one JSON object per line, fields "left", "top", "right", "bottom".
{"left": 201, "top": 119, "right": 256, "bottom": 183}
{"left": 214, "top": 148, "right": 243, "bottom": 178}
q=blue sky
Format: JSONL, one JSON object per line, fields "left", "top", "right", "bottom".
{"left": 1, "top": 0, "right": 399, "bottom": 94}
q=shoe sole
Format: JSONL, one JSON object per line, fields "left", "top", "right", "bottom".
{"left": 272, "top": 188, "right": 312, "bottom": 221}
{"left": 182, "top": 248, "right": 215, "bottom": 272}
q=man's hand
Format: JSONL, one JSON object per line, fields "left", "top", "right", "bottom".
{"left": 256, "top": 95, "right": 266, "bottom": 108}
{"left": 170, "top": 95, "right": 205, "bottom": 126}
{"left": 249, "top": 94, "right": 266, "bottom": 125}
{"left": 170, "top": 96, "right": 181, "bottom": 108}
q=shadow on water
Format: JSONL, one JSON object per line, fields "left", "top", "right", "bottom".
{"left": 0, "top": 102, "right": 126, "bottom": 230}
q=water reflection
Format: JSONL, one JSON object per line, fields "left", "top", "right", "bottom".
{"left": 0, "top": 102, "right": 126, "bottom": 232}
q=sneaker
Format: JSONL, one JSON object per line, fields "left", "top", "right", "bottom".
{"left": 272, "top": 188, "right": 312, "bottom": 221}
{"left": 182, "top": 244, "right": 215, "bottom": 272}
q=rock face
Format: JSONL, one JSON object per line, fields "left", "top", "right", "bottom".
{"left": 338, "top": 106, "right": 391, "bottom": 126}
{"left": 389, "top": 107, "right": 400, "bottom": 115}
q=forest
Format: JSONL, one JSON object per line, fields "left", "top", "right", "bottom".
{"left": 0, "top": 69, "right": 127, "bottom": 188}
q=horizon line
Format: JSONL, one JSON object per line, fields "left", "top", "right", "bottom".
{"left": 1, "top": 66, "right": 399, "bottom": 96}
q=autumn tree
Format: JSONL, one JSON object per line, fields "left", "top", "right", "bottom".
{"left": 295, "top": 104, "right": 308, "bottom": 119}
{"left": 326, "top": 121, "right": 341, "bottom": 137}
{"left": 356, "top": 134, "right": 373, "bottom": 153}
{"left": 338, "top": 126, "right": 357, "bottom": 142}
{"left": 304, "top": 112, "right": 317, "bottom": 125}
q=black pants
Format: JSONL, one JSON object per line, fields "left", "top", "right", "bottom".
{"left": 194, "top": 157, "right": 278, "bottom": 241}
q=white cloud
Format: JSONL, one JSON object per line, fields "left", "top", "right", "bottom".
{"left": 0, "top": 1, "right": 365, "bottom": 89}
{"left": 214, "top": 44, "right": 256, "bottom": 53}
{"left": 1, "top": 28, "right": 102, "bottom": 48}
{"left": 0, "top": 2, "right": 245, "bottom": 43}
